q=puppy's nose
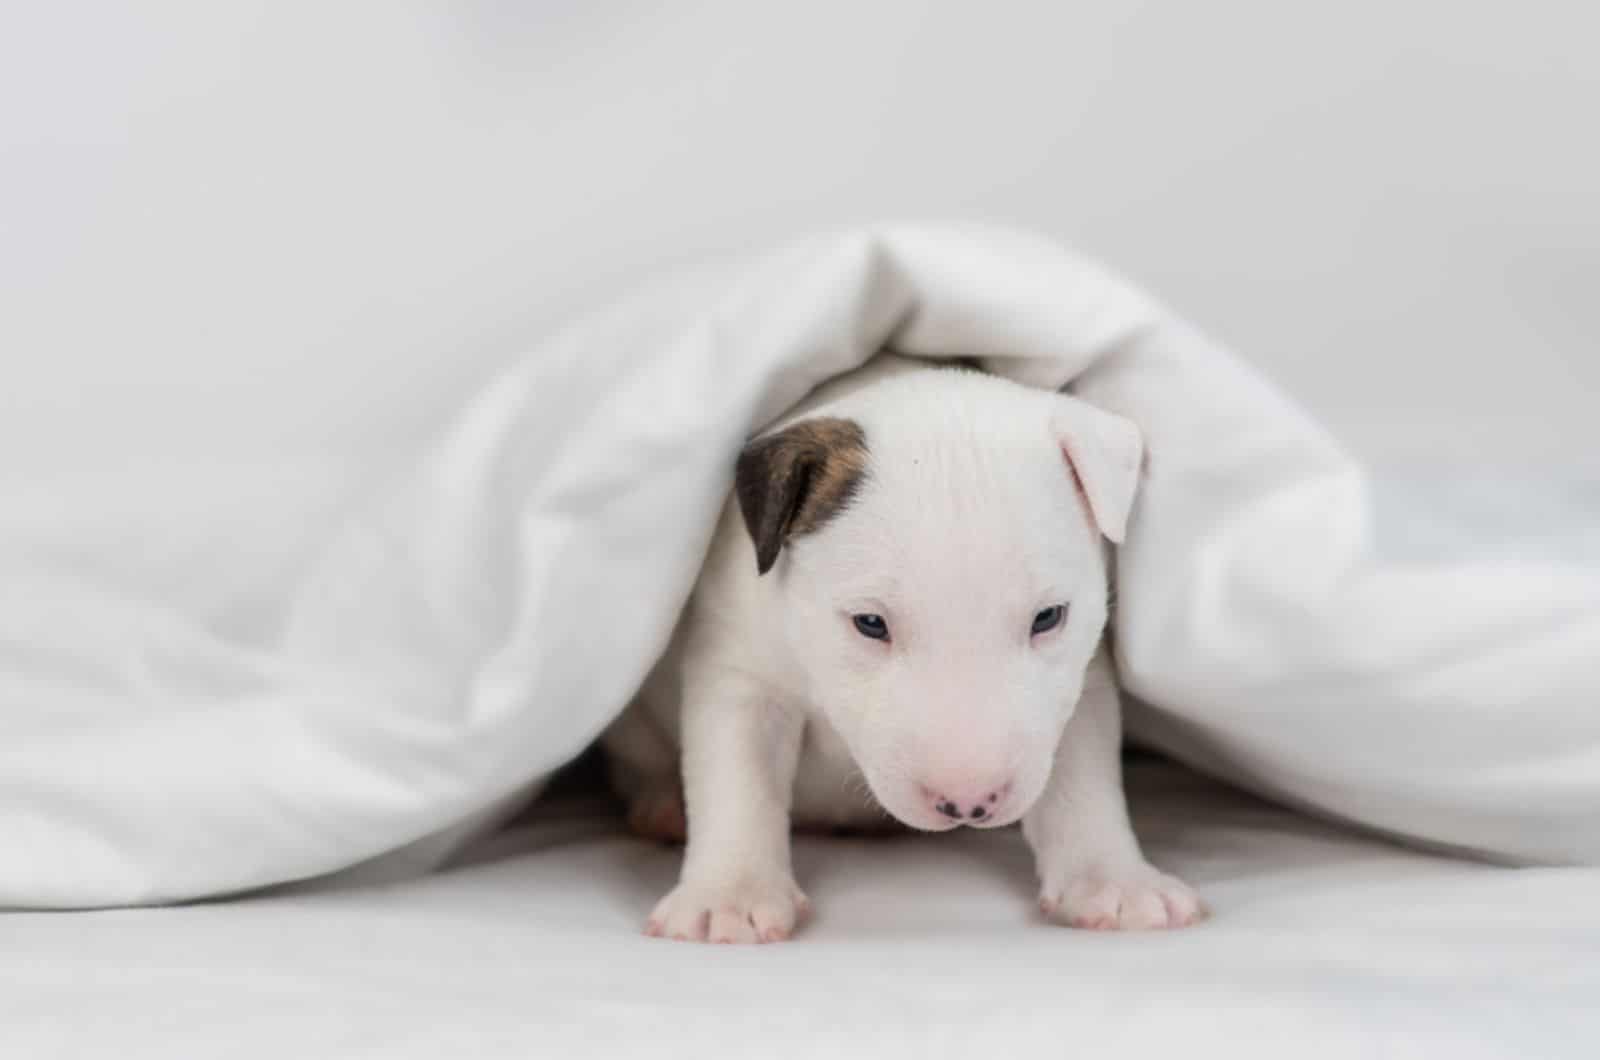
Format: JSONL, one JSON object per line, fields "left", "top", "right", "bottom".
{"left": 922, "top": 779, "right": 1014, "bottom": 824}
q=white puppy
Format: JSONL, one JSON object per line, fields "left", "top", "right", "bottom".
{"left": 603, "top": 354, "right": 1202, "bottom": 943}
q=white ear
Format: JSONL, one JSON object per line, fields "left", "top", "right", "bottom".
{"left": 1050, "top": 395, "right": 1144, "bottom": 545}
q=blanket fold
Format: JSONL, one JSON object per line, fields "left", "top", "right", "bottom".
{"left": 4, "top": 224, "right": 1597, "bottom": 908}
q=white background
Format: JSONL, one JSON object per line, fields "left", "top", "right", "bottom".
{"left": 4, "top": 14, "right": 1599, "bottom": 1051}
{"left": 3, "top": 1, "right": 1596, "bottom": 472}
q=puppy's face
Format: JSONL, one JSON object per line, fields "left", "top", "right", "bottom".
{"left": 737, "top": 370, "right": 1142, "bottom": 831}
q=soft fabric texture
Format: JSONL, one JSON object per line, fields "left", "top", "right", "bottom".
{"left": 4, "top": 224, "right": 1597, "bottom": 908}
{"left": 8, "top": 761, "right": 1600, "bottom": 1059}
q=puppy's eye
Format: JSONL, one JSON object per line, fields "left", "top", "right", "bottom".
{"left": 852, "top": 613, "right": 890, "bottom": 641}
{"left": 1030, "top": 604, "right": 1067, "bottom": 636}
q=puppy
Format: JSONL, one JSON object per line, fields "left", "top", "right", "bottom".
{"left": 603, "top": 354, "right": 1203, "bottom": 943}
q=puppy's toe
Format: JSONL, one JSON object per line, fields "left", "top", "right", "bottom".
{"left": 748, "top": 886, "right": 808, "bottom": 943}
{"left": 1040, "top": 864, "right": 1205, "bottom": 932}
{"left": 707, "top": 907, "right": 761, "bottom": 945}
{"left": 646, "top": 876, "right": 809, "bottom": 945}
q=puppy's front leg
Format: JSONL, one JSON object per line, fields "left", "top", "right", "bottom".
{"left": 1023, "top": 648, "right": 1204, "bottom": 931}
{"left": 646, "top": 663, "right": 808, "bottom": 944}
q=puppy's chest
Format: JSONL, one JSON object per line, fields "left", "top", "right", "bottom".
{"left": 790, "top": 712, "right": 895, "bottom": 831}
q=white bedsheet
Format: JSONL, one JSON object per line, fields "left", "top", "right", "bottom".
{"left": 7, "top": 758, "right": 1597, "bottom": 1059}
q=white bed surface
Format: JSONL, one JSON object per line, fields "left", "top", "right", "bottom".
{"left": 8, "top": 760, "right": 1597, "bottom": 1059}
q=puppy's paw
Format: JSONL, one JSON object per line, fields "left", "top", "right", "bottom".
{"left": 645, "top": 874, "right": 810, "bottom": 944}
{"left": 625, "top": 787, "right": 687, "bottom": 844}
{"left": 1039, "top": 863, "right": 1205, "bottom": 931}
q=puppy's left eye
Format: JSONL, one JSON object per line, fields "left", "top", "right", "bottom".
{"left": 852, "top": 613, "right": 890, "bottom": 641}
{"left": 1030, "top": 604, "right": 1067, "bottom": 636}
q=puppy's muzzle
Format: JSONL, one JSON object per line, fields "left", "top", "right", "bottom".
{"left": 917, "top": 778, "right": 1015, "bottom": 826}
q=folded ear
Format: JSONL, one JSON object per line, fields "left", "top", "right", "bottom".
{"left": 735, "top": 416, "right": 868, "bottom": 575}
{"left": 1051, "top": 395, "right": 1144, "bottom": 545}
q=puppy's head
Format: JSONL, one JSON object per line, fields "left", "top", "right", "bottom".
{"left": 736, "top": 369, "right": 1141, "bottom": 831}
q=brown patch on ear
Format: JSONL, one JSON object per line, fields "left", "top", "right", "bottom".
{"left": 734, "top": 416, "right": 868, "bottom": 576}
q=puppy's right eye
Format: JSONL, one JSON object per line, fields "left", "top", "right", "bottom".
{"left": 1030, "top": 604, "right": 1067, "bottom": 636}
{"left": 852, "top": 613, "right": 890, "bottom": 641}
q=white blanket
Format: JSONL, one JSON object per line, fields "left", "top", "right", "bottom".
{"left": 4, "top": 224, "right": 1598, "bottom": 908}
